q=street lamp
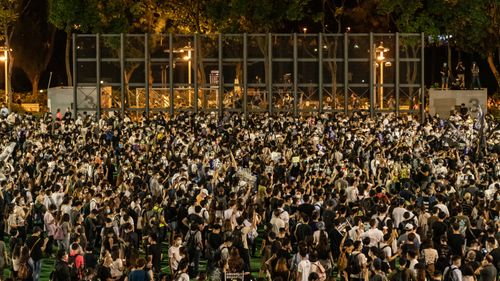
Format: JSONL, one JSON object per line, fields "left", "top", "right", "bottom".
{"left": 375, "top": 42, "right": 390, "bottom": 109}
{"left": 181, "top": 42, "right": 193, "bottom": 106}
{"left": 0, "top": 46, "right": 11, "bottom": 111}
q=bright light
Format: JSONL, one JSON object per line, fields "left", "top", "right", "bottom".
{"left": 303, "top": 27, "right": 307, "bottom": 34}
{"left": 39, "top": 90, "right": 44, "bottom": 93}
{"left": 354, "top": 43, "right": 359, "bottom": 49}
{"left": 0, "top": 56, "right": 5, "bottom": 62}
{"left": 183, "top": 55, "right": 190, "bottom": 61}
{"left": 377, "top": 54, "right": 385, "bottom": 61}
{"left": 100, "top": 80, "right": 104, "bottom": 84}
{"left": 385, "top": 62, "right": 392, "bottom": 67}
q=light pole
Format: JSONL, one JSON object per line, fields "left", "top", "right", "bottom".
{"left": 375, "top": 43, "right": 389, "bottom": 109}
{"left": 182, "top": 42, "right": 193, "bottom": 106}
{"left": 0, "top": 47, "right": 10, "bottom": 110}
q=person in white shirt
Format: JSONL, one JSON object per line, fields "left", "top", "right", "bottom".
{"left": 360, "top": 219, "right": 384, "bottom": 247}
{"left": 434, "top": 195, "right": 450, "bottom": 217}
{"left": 168, "top": 235, "right": 183, "bottom": 274}
{"left": 270, "top": 209, "right": 285, "bottom": 235}
{"left": 346, "top": 184, "right": 359, "bottom": 203}
{"left": 392, "top": 199, "right": 408, "bottom": 227}
{"left": 296, "top": 257, "right": 311, "bottom": 281}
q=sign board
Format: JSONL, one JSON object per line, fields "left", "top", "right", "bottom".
{"left": 210, "top": 70, "right": 219, "bottom": 88}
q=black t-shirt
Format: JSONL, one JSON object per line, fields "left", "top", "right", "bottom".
{"left": 97, "top": 265, "right": 111, "bottom": 280}
{"left": 26, "top": 235, "right": 43, "bottom": 261}
{"left": 295, "top": 223, "right": 312, "bottom": 242}
{"left": 208, "top": 232, "right": 223, "bottom": 250}
{"left": 448, "top": 233, "right": 465, "bottom": 256}
{"left": 489, "top": 248, "right": 500, "bottom": 271}
{"left": 298, "top": 203, "right": 315, "bottom": 218}
{"left": 148, "top": 243, "right": 162, "bottom": 271}
{"left": 84, "top": 252, "right": 98, "bottom": 269}
{"left": 432, "top": 221, "right": 448, "bottom": 241}
{"left": 55, "top": 260, "right": 71, "bottom": 281}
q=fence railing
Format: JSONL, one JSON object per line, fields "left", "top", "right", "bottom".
{"left": 73, "top": 33, "right": 425, "bottom": 120}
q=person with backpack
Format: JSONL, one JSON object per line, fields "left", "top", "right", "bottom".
{"left": 31, "top": 197, "right": 46, "bottom": 229}
{"left": 348, "top": 240, "right": 367, "bottom": 281}
{"left": 184, "top": 222, "right": 203, "bottom": 278}
{"left": 68, "top": 243, "right": 85, "bottom": 280}
{"left": 442, "top": 255, "right": 462, "bottom": 281}
{"left": 173, "top": 259, "right": 190, "bottom": 281}
{"left": 309, "top": 252, "right": 327, "bottom": 281}
{"left": 16, "top": 245, "right": 33, "bottom": 281}
{"left": 51, "top": 249, "right": 70, "bottom": 281}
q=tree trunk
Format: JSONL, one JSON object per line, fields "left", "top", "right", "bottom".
{"left": 487, "top": 51, "right": 500, "bottom": 91}
{"left": 124, "top": 63, "right": 140, "bottom": 107}
{"left": 31, "top": 74, "right": 39, "bottom": 100}
{"left": 66, "top": 31, "right": 72, "bottom": 86}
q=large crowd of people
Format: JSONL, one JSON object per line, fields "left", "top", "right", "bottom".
{"left": 0, "top": 107, "right": 499, "bottom": 281}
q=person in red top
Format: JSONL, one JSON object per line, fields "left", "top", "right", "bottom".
{"left": 69, "top": 243, "right": 85, "bottom": 279}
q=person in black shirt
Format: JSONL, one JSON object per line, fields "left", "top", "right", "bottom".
{"left": 53, "top": 250, "right": 70, "bottom": 281}
{"left": 26, "top": 226, "right": 48, "bottom": 281}
{"left": 147, "top": 233, "right": 162, "bottom": 277}
{"left": 447, "top": 223, "right": 465, "bottom": 256}
{"left": 294, "top": 214, "right": 312, "bottom": 243}
{"left": 298, "top": 195, "right": 315, "bottom": 218}
{"left": 206, "top": 224, "right": 223, "bottom": 273}
{"left": 431, "top": 212, "right": 448, "bottom": 247}
{"left": 83, "top": 245, "right": 98, "bottom": 274}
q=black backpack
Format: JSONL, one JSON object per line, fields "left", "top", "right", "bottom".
{"left": 32, "top": 204, "right": 45, "bottom": 227}
{"left": 186, "top": 230, "right": 199, "bottom": 258}
{"left": 348, "top": 253, "right": 361, "bottom": 275}
{"left": 376, "top": 214, "right": 389, "bottom": 230}
{"left": 443, "top": 266, "right": 458, "bottom": 281}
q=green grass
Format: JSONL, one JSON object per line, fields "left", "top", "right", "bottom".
{"left": 1, "top": 231, "right": 266, "bottom": 280}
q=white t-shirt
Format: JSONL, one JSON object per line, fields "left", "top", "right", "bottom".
{"left": 361, "top": 228, "right": 384, "bottom": 246}
{"left": 392, "top": 207, "right": 408, "bottom": 227}
{"left": 297, "top": 259, "right": 311, "bottom": 281}
{"left": 168, "top": 245, "right": 182, "bottom": 271}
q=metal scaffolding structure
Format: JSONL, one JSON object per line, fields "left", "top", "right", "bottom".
{"left": 72, "top": 32, "right": 425, "bottom": 119}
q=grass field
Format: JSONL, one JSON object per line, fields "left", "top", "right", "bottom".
{"left": 1, "top": 232, "right": 266, "bottom": 280}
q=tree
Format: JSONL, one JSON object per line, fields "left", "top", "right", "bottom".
{"left": 206, "top": 0, "right": 310, "bottom": 107}
{"left": 48, "top": 0, "right": 99, "bottom": 86}
{"left": 11, "top": 0, "right": 56, "bottom": 97}
{"left": 377, "top": 0, "right": 442, "bottom": 109}
{"left": 0, "top": 0, "right": 21, "bottom": 107}
{"left": 441, "top": 0, "right": 500, "bottom": 91}
{"left": 92, "top": 0, "right": 170, "bottom": 108}
{"left": 378, "top": 0, "right": 500, "bottom": 92}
